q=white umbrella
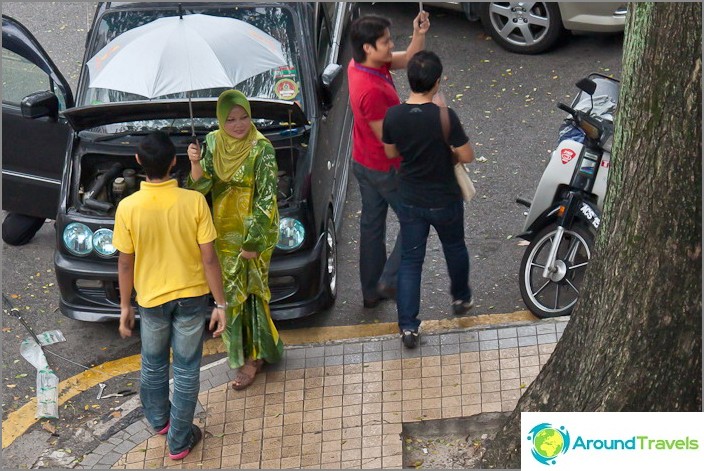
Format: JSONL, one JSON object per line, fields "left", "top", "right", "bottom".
{"left": 86, "top": 13, "right": 288, "bottom": 135}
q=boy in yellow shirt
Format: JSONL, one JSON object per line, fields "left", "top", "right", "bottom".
{"left": 112, "top": 131, "right": 226, "bottom": 461}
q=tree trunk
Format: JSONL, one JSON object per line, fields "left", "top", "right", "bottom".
{"left": 481, "top": 3, "right": 702, "bottom": 469}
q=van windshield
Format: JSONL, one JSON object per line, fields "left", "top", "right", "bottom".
{"left": 78, "top": 5, "right": 304, "bottom": 132}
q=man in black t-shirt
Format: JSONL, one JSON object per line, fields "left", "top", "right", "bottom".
{"left": 382, "top": 50, "right": 475, "bottom": 349}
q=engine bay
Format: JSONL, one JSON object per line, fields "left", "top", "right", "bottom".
{"left": 73, "top": 145, "right": 300, "bottom": 217}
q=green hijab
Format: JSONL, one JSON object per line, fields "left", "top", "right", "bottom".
{"left": 213, "top": 90, "right": 265, "bottom": 181}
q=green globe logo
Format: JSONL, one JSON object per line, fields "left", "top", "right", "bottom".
{"left": 527, "top": 423, "right": 570, "bottom": 465}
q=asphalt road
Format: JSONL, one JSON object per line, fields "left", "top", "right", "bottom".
{"left": 1, "top": 1, "right": 623, "bottom": 448}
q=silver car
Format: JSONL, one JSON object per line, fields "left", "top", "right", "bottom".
{"left": 433, "top": 2, "right": 627, "bottom": 54}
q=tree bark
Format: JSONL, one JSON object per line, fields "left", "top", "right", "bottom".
{"left": 481, "top": 3, "right": 702, "bottom": 469}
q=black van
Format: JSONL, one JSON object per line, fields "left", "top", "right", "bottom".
{"left": 2, "top": 2, "right": 357, "bottom": 321}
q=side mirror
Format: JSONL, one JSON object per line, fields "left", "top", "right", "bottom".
{"left": 320, "top": 63, "right": 342, "bottom": 111}
{"left": 321, "top": 63, "right": 342, "bottom": 88}
{"left": 21, "top": 91, "right": 59, "bottom": 121}
{"left": 576, "top": 78, "right": 597, "bottom": 96}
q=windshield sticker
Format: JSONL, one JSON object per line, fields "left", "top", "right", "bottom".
{"left": 274, "top": 66, "right": 298, "bottom": 80}
{"left": 275, "top": 79, "right": 299, "bottom": 101}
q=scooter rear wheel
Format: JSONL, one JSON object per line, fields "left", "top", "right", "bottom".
{"left": 519, "top": 223, "right": 594, "bottom": 318}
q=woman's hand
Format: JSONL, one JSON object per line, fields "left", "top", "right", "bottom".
{"left": 240, "top": 249, "right": 258, "bottom": 260}
{"left": 188, "top": 142, "right": 202, "bottom": 163}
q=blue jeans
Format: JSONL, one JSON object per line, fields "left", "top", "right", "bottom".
{"left": 352, "top": 162, "right": 402, "bottom": 300}
{"left": 397, "top": 200, "right": 471, "bottom": 332}
{"left": 139, "top": 295, "right": 207, "bottom": 454}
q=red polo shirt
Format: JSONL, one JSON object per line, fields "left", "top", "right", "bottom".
{"left": 348, "top": 60, "right": 401, "bottom": 172}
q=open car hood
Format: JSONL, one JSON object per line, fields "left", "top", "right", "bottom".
{"left": 62, "top": 98, "right": 308, "bottom": 132}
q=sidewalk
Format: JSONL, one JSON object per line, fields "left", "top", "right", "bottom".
{"left": 77, "top": 319, "right": 567, "bottom": 469}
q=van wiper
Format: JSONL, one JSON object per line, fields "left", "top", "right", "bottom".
{"left": 91, "top": 130, "right": 150, "bottom": 143}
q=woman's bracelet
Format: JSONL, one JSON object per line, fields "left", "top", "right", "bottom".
{"left": 215, "top": 303, "right": 227, "bottom": 310}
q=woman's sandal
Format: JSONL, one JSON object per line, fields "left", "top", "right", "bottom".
{"left": 231, "top": 359, "right": 264, "bottom": 391}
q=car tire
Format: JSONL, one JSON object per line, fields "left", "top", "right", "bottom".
{"left": 2, "top": 213, "right": 45, "bottom": 246}
{"left": 479, "top": 2, "right": 566, "bottom": 54}
{"left": 320, "top": 214, "right": 337, "bottom": 311}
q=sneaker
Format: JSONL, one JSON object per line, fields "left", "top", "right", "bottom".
{"left": 168, "top": 424, "right": 202, "bottom": 461}
{"left": 452, "top": 298, "right": 475, "bottom": 316}
{"left": 400, "top": 330, "right": 419, "bottom": 349}
{"left": 156, "top": 421, "right": 170, "bottom": 435}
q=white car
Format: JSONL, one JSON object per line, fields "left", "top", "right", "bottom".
{"left": 433, "top": 2, "right": 627, "bottom": 54}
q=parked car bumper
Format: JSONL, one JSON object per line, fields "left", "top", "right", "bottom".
{"left": 55, "top": 232, "right": 328, "bottom": 322}
{"left": 559, "top": 3, "right": 627, "bottom": 32}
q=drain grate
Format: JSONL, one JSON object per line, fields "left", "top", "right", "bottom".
{"left": 401, "top": 412, "right": 510, "bottom": 469}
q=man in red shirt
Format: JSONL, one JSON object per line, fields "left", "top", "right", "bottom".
{"left": 348, "top": 11, "right": 430, "bottom": 308}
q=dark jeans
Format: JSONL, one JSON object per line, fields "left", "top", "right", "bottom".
{"left": 139, "top": 295, "right": 207, "bottom": 454}
{"left": 397, "top": 200, "right": 471, "bottom": 332}
{"left": 352, "top": 162, "right": 402, "bottom": 300}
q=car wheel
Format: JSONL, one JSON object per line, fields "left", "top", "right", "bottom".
{"left": 479, "top": 2, "right": 565, "bottom": 54}
{"left": 320, "top": 214, "right": 337, "bottom": 310}
{"left": 2, "top": 213, "right": 45, "bottom": 246}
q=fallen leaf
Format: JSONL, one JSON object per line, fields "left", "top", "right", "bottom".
{"left": 15, "top": 373, "right": 27, "bottom": 379}
{"left": 42, "top": 421, "right": 57, "bottom": 433}
{"left": 6, "top": 384, "right": 16, "bottom": 388}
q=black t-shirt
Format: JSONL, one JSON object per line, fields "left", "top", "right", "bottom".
{"left": 382, "top": 102, "right": 469, "bottom": 207}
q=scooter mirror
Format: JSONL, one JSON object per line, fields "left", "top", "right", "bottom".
{"left": 576, "top": 78, "right": 598, "bottom": 96}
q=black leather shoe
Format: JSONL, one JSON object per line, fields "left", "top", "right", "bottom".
{"left": 377, "top": 283, "right": 397, "bottom": 301}
{"left": 363, "top": 297, "right": 381, "bottom": 308}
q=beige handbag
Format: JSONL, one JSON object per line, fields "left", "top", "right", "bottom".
{"left": 439, "top": 105, "right": 475, "bottom": 202}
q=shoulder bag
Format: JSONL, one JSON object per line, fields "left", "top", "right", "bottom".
{"left": 439, "top": 105, "right": 475, "bottom": 202}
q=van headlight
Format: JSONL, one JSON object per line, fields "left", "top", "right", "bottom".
{"left": 93, "top": 228, "right": 117, "bottom": 256}
{"left": 63, "top": 223, "right": 93, "bottom": 256}
{"left": 277, "top": 218, "right": 305, "bottom": 251}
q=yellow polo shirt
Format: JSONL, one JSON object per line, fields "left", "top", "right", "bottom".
{"left": 112, "top": 179, "right": 217, "bottom": 308}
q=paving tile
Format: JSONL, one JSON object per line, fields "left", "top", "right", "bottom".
{"left": 480, "top": 339, "right": 499, "bottom": 351}
{"left": 460, "top": 340, "right": 480, "bottom": 352}
{"left": 286, "top": 358, "right": 305, "bottom": 370}
{"left": 401, "top": 346, "right": 422, "bottom": 358}
{"left": 343, "top": 343, "right": 363, "bottom": 354}
{"left": 325, "top": 355, "right": 344, "bottom": 366}
{"left": 306, "top": 346, "right": 325, "bottom": 358}
{"left": 286, "top": 347, "right": 306, "bottom": 359}
{"left": 362, "top": 342, "right": 382, "bottom": 353}
{"left": 363, "top": 351, "right": 383, "bottom": 362}
{"left": 538, "top": 333, "right": 558, "bottom": 344}
{"left": 518, "top": 336, "right": 538, "bottom": 347}
{"left": 499, "top": 337, "right": 519, "bottom": 349}
{"left": 536, "top": 323, "right": 556, "bottom": 335}
{"left": 305, "top": 356, "right": 325, "bottom": 368}
{"left": 343, "top": 353, "right": 363, "bottom": 365}
{"left": 517, "top": 325, "right": 537, "bottom": 336}
{"left": 325, "top": 344, "right": 344, "bottom": 356}
{"left": 440, "top": 343, "right": 460, "bottom": 355}
{"left": 382, "top": 349, "right": 401, "bottom": 361}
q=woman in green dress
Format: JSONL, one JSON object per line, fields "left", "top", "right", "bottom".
{"left": 187, "top": 90, "right": 283, "bottom": 390}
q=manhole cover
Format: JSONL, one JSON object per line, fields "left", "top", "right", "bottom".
{"left": 401, "top": 412, "right": 510, "bottom": 469}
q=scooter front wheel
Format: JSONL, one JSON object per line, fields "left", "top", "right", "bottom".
{"left": 519, "top": 224, "right": 594, "bottom": 318}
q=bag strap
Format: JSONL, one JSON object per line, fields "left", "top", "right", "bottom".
{"left": 439, "top": 105, "right": 458, "bottom": 164}
{"left": 439, "top": 105, "right": 450, "bottom": 143}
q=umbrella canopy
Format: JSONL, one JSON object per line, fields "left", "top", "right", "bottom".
{"left": 87, "top": 13, "right": 287, "bottom": 105}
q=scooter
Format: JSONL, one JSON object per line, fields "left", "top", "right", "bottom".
{"left": 516, "top": 73, "right": 619, "bottom": 318}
